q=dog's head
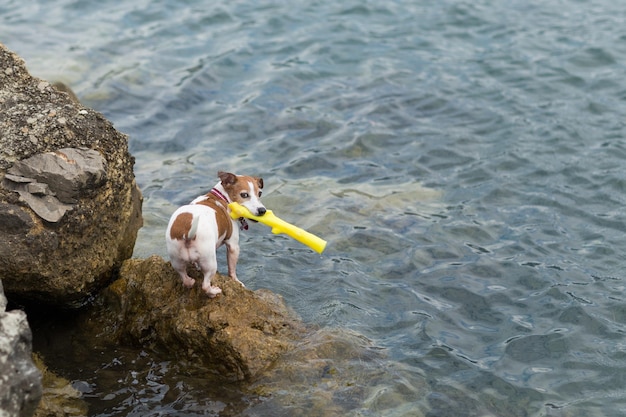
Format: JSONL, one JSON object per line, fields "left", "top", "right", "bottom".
{"left": 218, "top": 171, "right": 266, "bottom": 216}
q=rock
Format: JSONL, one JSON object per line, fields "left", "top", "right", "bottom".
{"left": 0, "top": 280, "right": 43, "bottom": 417}
{"left": 51, "top": 82, "right": 80, "bottom": 105}
{"left": 0, "top": 42, "right": 143, "bottom": 306}
{"left": 86, "top": 256, "right": 306, "bottom": 381}
{"left": 3, "top": 147, "right": 107, "bottom": 222}
{"left": 31, "top": 354, "right": 88, "bottom": 417}
{"left": 66, "top": 255, "right": 422, "bottom": 415}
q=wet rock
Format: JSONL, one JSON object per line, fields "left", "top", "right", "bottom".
{"left": 88, "top": 256, "right": 306, "bottom": 381}
{"left": 0, "top": 42, "right": 143, "bottom": 306}
{"left": 0, "top": 280, "right": 43, "bottom": 417}
{"left": 31, "top": 354, "right": 88, "bottom": 417}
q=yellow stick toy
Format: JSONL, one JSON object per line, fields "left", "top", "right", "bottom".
{"left": 228, "top": 202, "right": 327, "bottom": 254}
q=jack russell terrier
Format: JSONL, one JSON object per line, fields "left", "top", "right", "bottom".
{"left": 165, "top": 171, "right": 266, "bottom": 297}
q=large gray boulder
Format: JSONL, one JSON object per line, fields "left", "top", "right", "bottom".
{"left": 0, "top": 280, "right": 42, "bottom": 417}
{"left": 0, "top": 42, "right": 142, "bottom": 306}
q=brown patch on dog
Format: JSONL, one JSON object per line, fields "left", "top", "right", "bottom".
{"left": 195, "top": 197, "right": 233, "bottom": 241}
{"left": 219, "top": 172, "right": 264, "bottom": 203}
{"left": 169, "top": 212, "right": 194, "bottom": 240}
{"left": 218, "top": 171, "right": 237, "bottom": 187}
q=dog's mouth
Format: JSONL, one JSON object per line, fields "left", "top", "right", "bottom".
{"left": 238, "top": 206, "right": 266, "bottom": 223}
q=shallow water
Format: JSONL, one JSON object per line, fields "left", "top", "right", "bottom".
{"left": 3, "top": 0, "right": 626, "bottom": 415}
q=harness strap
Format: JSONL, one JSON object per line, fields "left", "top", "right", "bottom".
{"left": 211, "top": 188, "right": 249, "bottom": 230}
{"left": 210, "top": 188, "right": 229, "bottom": 202}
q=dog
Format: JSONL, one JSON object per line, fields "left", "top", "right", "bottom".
{"left": 165, "top": 171, "right": 266, "bottom": 297}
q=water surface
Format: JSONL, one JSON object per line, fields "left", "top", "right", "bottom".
{"left": 3, "top": 0, "right": 626, "bottom": 415}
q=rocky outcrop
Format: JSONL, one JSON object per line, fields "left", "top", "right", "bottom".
{"left": 86, "top": 256, "right": 306, "bottom": 381}
{"left": 0, "top": 280, "right": 42, "bottom": 417}
{"left": 0, "top": 42, "right": 142, "bottom": 306}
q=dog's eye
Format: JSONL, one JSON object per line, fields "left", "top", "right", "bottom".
{"left": 258, "top": 191, "right": 262, "bottom": 197}
{"left": 240, "top": 192, "right": 249, "bottom": 198}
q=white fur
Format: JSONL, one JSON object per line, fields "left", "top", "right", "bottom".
{"left": 240, "top": 180, "right": 265, "bottom": 216}
{"left": 166, "top": 204, "right": 230, "bottom": 296}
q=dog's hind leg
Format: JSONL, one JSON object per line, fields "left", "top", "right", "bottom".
{"left": 198, "top": 255, "right": 222, "bottom": 297}
{"left": 171, "top": 257, "right": 195, "bottom": 288}
{"left": 201, "top": 271, "right": 222, "bottom": 297}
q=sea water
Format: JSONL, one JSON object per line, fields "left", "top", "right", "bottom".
{"left": 3, "top": 0, "right": 626, "bottom": 415}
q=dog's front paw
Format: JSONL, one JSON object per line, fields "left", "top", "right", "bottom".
{"left": 230, "top": 275, "right": 245, "bottom": 287}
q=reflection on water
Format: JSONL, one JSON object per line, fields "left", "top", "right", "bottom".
{"left": 4, "top": 0, "right": 626, "bottom": 415}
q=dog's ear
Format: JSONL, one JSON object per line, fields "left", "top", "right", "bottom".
{"left": 256, "top": 177, "right": 264, "bottom": 189}
{"left": 218, "top": 171, "right": 237, "bottom": 185}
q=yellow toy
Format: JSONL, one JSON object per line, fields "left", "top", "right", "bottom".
{"left": 228, "top": 202, "right": 327, "bottom": 254}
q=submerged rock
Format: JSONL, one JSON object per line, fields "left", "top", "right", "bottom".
{"left": 0, "top": 280, "right": 42, "bottom": 417}
{"left": 87, "top": 256, "right": 306, "bottom": 381}
{"left": 246, "top": 328, "right": 420, "bottom": 417}
{"left": 31, "top": 354, "right": 87, "bottom": 417}
{"left": 0, "top": 42, "right": 142, "bottom": 306}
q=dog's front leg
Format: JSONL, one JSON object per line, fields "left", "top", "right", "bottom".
{"left": 226, "top": 241, "right": 244, "bottom": 286}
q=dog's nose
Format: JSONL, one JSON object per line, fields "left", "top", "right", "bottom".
{"left": 257, "top": 207, "right": 267, "bottom": 216}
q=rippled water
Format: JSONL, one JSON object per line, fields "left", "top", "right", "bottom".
{"left": 4, "top": 0, "right": 626, "bottom": 415}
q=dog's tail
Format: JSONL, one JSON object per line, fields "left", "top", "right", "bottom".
{"left": 186, "top": 214, "right": 200, "bottom": 241}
